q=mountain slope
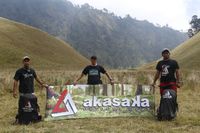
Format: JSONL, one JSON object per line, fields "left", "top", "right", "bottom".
{"left": 0, "top": 0, "right": 187, "bottom": 68}
{"left": 139, "top": 32, "right": 200, "bottom": 70}
{"left": 0, "top": 17, "right": 89, "bottom": 69}
{"left": 170, "top": 32, "right": 200, "bottom": 70}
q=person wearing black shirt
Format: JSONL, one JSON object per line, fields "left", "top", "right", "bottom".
{"left": 13, "top": 56, "right": 47, "bottom": 124}
{"left": 13, "top": 56, "right": 47, "bottom": 97}
{"left": 74, "top": 56, "right": 113, "bottom": 85}
{"left": 152, "top": 48, "right": 180, "bottom": 94}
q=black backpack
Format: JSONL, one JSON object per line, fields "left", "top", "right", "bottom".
{"left": 157, "top": 89, "right": 178, "bottom": 121}
{"left": 16, "top": 94, "right": 42, "bottom": 125}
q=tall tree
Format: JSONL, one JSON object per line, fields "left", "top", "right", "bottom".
{"left": 188, "top": 15, "right": 200, "bottom": 37}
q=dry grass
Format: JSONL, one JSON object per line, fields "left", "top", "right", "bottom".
{"left": 0, "top": 69, "right": 200, "bottom": 133}
{"left": 0, "top": 17, "right": 89, "bottom": 69}
{"left": 139, "top": 32, "right": 200, "bottom": 71}
{"left": 170, "top": 32, "right": 200, "bottom": 70}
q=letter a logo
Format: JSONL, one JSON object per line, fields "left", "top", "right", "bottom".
{"left": 51, "top": 90, "right": 78, "bottom": 117}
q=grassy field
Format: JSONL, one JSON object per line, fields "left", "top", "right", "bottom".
{"left": 0, "top": 69, "right": 200, "bottom": 133}
{"left": 0, "top": 9, "right": 200, "bottom": 133}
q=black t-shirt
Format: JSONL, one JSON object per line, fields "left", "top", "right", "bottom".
{"left": 82, "top": 65, "right": 106, "bottom": 85}
{"left": 156, "top": 59, "right": 179, "bottom": 83}
{"left": 14, "top": 68, "right": 37, "bottom": 93}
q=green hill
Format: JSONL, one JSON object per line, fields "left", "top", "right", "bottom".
{"left": 139, "top": 32, "right": 200, "bottom": 70}
{"left": 0, "top": 17, "right": 89, "bottom": 69}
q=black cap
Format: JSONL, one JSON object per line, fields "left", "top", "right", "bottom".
{"left": 91, "top": 56, "right": 97, "bottom": 60}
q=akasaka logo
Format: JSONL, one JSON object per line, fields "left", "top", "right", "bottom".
{"left": 162, "top": 65, "right": 170, "bottom": 76}
{"left": 83, "top": 96, "right": 150, "bottom": 108}
{"left": 23, "top": 101, "right": 33, "bottom": 112}
{"left": 162, "top": 91, "right": 172, "bottom": 99}
{"left": 23, "top": 73, "right": 33, "bottom": 79}
{"left": 51, "top": 90, "right": 77, "bottom": 117}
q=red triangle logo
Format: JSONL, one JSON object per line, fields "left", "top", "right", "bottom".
{"left": 52, "top": 90, "right": 68, "bottom": 113}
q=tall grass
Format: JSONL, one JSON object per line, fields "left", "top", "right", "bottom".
{"left": 0, "top": 69, "right": 200, "bottom": 133}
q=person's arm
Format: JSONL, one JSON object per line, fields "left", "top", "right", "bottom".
{"left": 73, "top": 66, "right": 88, "bottom": 85}
{"left": 100, "top": 66, "right": 113, "bottom": 84}
{"left": 152, "top": 61, "right": 161, "bottom": 87}
{"left": 74, "top": 73, "right": 84, "bottom": 85}
{"left": 13, "top": 80, "right": 18, "bottom": 98}
{"left": 175, "top": 61, "right": 180, "bottom": 87}
{"left": 33, "top": 70, "right": 47, "bottom": 88}
{"left": 105, "top": 72, "right": 114, "bottom": 84}
{"left": 35, "top": 77, "right": 47, "bottom": 87}
{"left": 176, "top": 69, "right": 181, "bottom": 87}
{"left": 13, "top": 70, "right": 20, "bottom": 98}
{"left": 152, "top": 70, "right": 160, "bottom": 87}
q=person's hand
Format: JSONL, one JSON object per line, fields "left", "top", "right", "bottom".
{"left": 65, "top": 80, "right": 70, "bottom": 85}
{"left": 110, "top": 79, "right": 114, "bottom": 85}
{"left": 42, "top": 84, "right": 48, "bottom": 88}
{"left": 73, "top": 80, "right": 78, "bottom": 86}
{"left": 151, "top": 83, "right": 156, "bottom": 88}
{"left": 176, "top": 82, "right": 181, "bottom": 88}
{"left": 13, "top": 91, "right": 17, "bottom": 98}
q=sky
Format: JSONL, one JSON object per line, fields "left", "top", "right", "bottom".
{"left": 68, "top": 0, "right": 200, "bottom": 31}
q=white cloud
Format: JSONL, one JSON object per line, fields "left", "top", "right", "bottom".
{"left": 185, "top": 0, "right": 200, "bottom": 17}
{"left": 68, "top": 0, "right": 194, "bottom": 31}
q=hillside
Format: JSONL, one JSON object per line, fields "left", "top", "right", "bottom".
{"left": 0, "top": 0, "right": 187, "bottom": 68}
{"left": 170, "top": 32, "right": 200, "bottom": 70}
{"left": 0, "top": 17, "right": 89, "bottom": 69}
{"left": 139, "top": 32, "right": 200, "bottom": 70}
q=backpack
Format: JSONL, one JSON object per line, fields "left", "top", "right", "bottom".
{"left": 16, "top": 94, "right": 42, "bottom": 125}
{"left": 157, "top": 89, "right": 178, "bottom": 121}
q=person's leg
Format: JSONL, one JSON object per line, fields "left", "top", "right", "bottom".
{"left": 16, "top": 96, "right": 24, "bottom": 124}
{"left": 18, "top": 96, "right": 24, "bottom": 114}
{"left": 34, "top": 96, "right": 40, "bottom": 112}
{"left": 157, "top": 88, "right": 164, "bottom": 120}
{"left": 15, "top": 97, "right": 21, "bottom": 123}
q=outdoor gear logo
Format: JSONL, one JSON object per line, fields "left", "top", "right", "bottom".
{"left": 83, "top": 96, "right": 150, "bottom": 108}
{"left": 23, "top": 73, "right": 33, "bottom": 79}
{"left": 163, "top": 91, "right": 172, "bottom": 99}
{"left": 162, "top": 65, "right": 170, "bottom": 76}
{"left": 51, "top": 90, "right": 77, "bottom": 117}
{"left": 89, "top": 69, "right": 99, "bottom": 76}
{"left": 23, "top": 101, "right": 33, "bottom": 112}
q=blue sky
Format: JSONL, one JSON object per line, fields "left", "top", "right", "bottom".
{"left": 68, "top": 0, "right": 200, "bottom": 31}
